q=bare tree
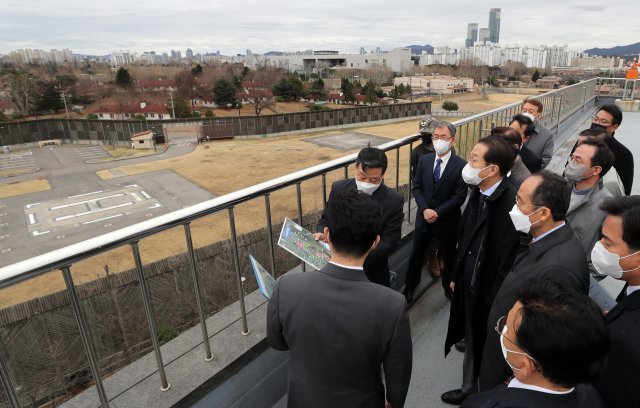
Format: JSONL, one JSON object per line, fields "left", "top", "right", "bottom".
{"left": 239, "top": 89, "right": 275, "bottom": 116}
{"left": 4, "top": 71, "right": 40, "bottom": 116}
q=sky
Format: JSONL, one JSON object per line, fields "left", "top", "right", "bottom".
{"left": 0, "top": 0, "right": 637, "bottom": 56}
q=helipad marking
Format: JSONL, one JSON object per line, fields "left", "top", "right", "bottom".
{"left": 27, "top": 213, "right": 36, "bottom": 225}
{"left": 132, "top": 193, "right": 142, "bottom": 202}
{"left": 148, "top": 203, "right": 161, "bottom": 209}
{"left": 25, "top": 203, "right": 40, "bottom": 209}
{"left": 54, "top": 202, "right": 134, "bottom": 221}
{"left": 67, "top": 191, "right": 104, "bottom": 199}
{"left": 82, "top": 214, "right": 124, "bottom": 225}
{"left": 32, "top": 230, "right": 50, "bottom": 236}
{"left": 126, "top": 184, "right": 139, "bottom": 188}
{"left": 141, "top": 191, "right": 151, "bottom": 199}
{"left": 50, "top": 193, "right": 125, "bottom": 210}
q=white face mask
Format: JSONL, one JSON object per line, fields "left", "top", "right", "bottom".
{"left": 590, "top": 241, "right": 640, "bottom": 279}
{"left": 522, "top": 112, "right": 536, "bottom": 122}
{"left": 508, "top": 204, "right": 542, "bottom": 234}
{"left": 500, "top": 325, "right": 533, "bottom": 372}
{"left": 433, "top": 139, "right": 451, "bottom": 156}
{"left": 461, "top": 163, "right": 493, "bottom": 186}
{"left": 355, "top": 179, "right": 380, "bottom": 195}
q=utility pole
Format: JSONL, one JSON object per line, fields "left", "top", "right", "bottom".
{"left": 169, "top": 90, "right": 176, "bottom": 119}
{"left": 60, "top": 91, "right": 70, "bottom": 119}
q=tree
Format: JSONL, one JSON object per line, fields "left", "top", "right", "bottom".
{"left": 86, "top": 113, "right": 98, "bottom": 120}
{"left": 532, "top": 69, "right": 540, "bottom": 83}
{"left": 340, "top": 77, "right": 356, "bottom": 104}
{"left": 5, "top": 70, "right": 40, "bottom": 117}
{"left": 309, "top": 77, "right": 326, "bottom": 100}
{"left": 175, "top": 71, "right": 201, "bottom": 107}
{"left": 171, "top": 96, "right": 192, "bottom": 118}
{"left": 114, "top": 67, "right": 133, "bottom": 88}
{"left": 213, "top": 79, "right": 238, "bottom": 107}
{"left": 239, "top": 89, "right": 275, "bottom": 116}
{"left": 442, "top": 100, "right": 459, "bottom": 112}
{"left": 191, "top": 64, "right": 203, "bottom": 76}
{"left": 37, "top": 82, "right": 64, "bottom": 112}
{"left": 204, "top": 109, "right": 215, "bottom": 118}
{"left": 133, "top": 114, "right": 146, "bottom": 120}
{"left": 363, "top": 80, "right": 378, "bottom": 105}
{"left": 272, "top": 75, "right": 305, "bottom": 101}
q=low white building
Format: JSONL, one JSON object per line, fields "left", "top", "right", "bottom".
{"left": 394, "top": 75, "right": 474, "bottom": 95}
{"left": 130, "top": 130, "right": 154, "bottom": 149}
{"left": 246, "top": 48, "right": 412, "bottom": 74}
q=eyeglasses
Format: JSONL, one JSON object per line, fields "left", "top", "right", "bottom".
{"left": 592, "top": 116, "right": 612, "bottom": 126}
{"left": 515, "top": 197, "right": 540, "bottom": 208}
{"left": 466, "top": 154, "right": 487, "bottom": 165}
{"left": 432, "top": 134, "right": 453, "bottom": 141}
{"left": 495, "top": 316, "right": 517, "bottom": 345}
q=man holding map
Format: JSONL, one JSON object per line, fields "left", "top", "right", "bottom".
{"left": 268, "top": 189, "right": 412, "bottom": 408}
{"left": 314, "top": 146, "right": 404, "bottom": 287}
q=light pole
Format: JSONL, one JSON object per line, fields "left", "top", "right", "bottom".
{"left": 169, "top": 90, "right": 176, "bottom": 119}
{"left": 60, "top": 90, "right": 70, "bottom": 119}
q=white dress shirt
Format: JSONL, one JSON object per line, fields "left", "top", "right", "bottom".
{"left": 433, "top": 149, "right": 452, "bottom": 175}
{"left": 508, "top": 378, "right": 574, "bottom": 395}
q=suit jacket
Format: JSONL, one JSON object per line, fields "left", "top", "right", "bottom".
{"left": 506, "top": 155, "right": 531, "bottom": 191}
{"left": 445, "top": 181, "right": 521, "bottom": 377}
{"left": 519, "top": 144, "right": 542, "bottom": 174}
{"left": 610, "top": 136, "right": 634, "bottom": 195}
{"left": 412, "top": 152, "right": 468, "bottom": 242}
{"left": 479, "top": 224, "right": 589, "bottom": 390}
{"left": 524, "top": 123, "right": 554, "bottom": 169}
{"left": 266, "top": 263, "right": 413, "bottom": 408}
{"left": 316, "top": 179, "right": 404, "bottom": 286}
{"left": 461, "top": 383, "right": 605, "bottom": 408}
{"left": 410, "top": 141, "right": 434, "bottom": 178}
{"left": 593, "top": 289, "right": 640, "bottom": 408}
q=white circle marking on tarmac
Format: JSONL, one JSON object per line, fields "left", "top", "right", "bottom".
{"left": 104, "top": 224, "right": 112, "bottom": 227}
{"left": 56, "top": 235, "right": 66, "bottom": 239}
{"left": 1, "top": 248, "right": 11, "bottom": 253}
{"left": 0, "top": 235, "right": 9, "bottom": 239}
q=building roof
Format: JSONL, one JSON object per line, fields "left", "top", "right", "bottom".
{"left": 97, "top": 104, "right": 169, "bottom": 114}
{"left": 130, "top": 130, "right": 153, "bottom": 140}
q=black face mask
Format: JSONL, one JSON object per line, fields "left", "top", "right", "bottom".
{"left": 421, "top": 134, "right": 432, "bottom": 145}
{"left": 590, "top": 123, "right": 609, "bottom": 133}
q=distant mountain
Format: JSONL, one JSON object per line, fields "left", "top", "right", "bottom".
{"left": 406, "top": 44, "right": 434, "bottom": 55}
{"left": 583, "top": 42, "right": 640, "bottom": 57}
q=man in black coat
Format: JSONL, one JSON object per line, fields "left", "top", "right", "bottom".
{"left": 316, "top": 147, "right": 404, "bottom": 287}
{"left": 441, "top": 136, "right": 521, "bottom": 405}
{"left": 404, "top": 121, "right": 468, "bottom": 301}
{"left": 268, "top": 189, "right": 412, "bottom": 408}
{"left": 591, "top": 196, "right": 640, "bottom": 408}
{"left": 411, "top": 116, "right": 435, "bottom": 178}
{"left": 479, "top": 171, "right": 590, "bottom": 391}
{"left": 463, "top": 279, "right": 609, "bottom": 408}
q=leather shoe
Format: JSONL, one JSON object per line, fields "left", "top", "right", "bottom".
{"left": 441, "top": 389, "right": 468, "bottom": 405}
{"left": 454, "top": 339, "right": 466, "bottom": 353}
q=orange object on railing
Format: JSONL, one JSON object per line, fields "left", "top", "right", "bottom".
{"left": 625, "top": 58, "right": 639, "bottom": 80}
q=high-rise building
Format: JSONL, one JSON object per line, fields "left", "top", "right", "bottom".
{"left": 466, "top": 23, "right": 478, "bottom": 48}
{"left": 186, "top": 48, "right": 193, "bottom": 59}
{"left": 489, "top": 8, "right": 501, "bottom": 43}
{"left": 478, "top": 28, "right": 490, "bottom": 45}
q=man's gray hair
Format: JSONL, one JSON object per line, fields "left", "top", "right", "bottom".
{"left": 431, "top": 121, "right": 457, "bottom": 137}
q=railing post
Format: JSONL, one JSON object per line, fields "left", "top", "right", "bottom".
{"left": 0, "top": 339, "right": 21, "bottom": 408}
{"left": 556, "top": 94, "right": 564, "bottom": 132}
{"left": 408, "top": 142, "right": 413, "bottom": 224}
{"left": 632, "top": 80, "right": 637, "bottom": 101}
{"left": 130, "top": 242, "right": 171, "bottom": 391}
{"left": 321, "top": 173, "right": 328, "bottom": 208}
{"left": 477, "top": 118, "right": 484, "bottom": 143}
{"left": 264, "top": 193, "right": 277, "bottom": 277}
{"left": 296, "top": 182, "right": 306, "bottom": 272}
{"left": 183, "top": 223, "right": 214, "bottom": 362}
{"left": 395, "top": 148, "right": 400, "bottom": 192}
{"left": 227, "top": 207, "right": 250, "bottom": 335}
{"left": 582, "top": 86, "right": 588, "bottom": 112}
{"left": 344, "top": 165, "right": 348, "bottom": 179}
{"left": 61, "top": 266, "right": 110, "bottom": 407}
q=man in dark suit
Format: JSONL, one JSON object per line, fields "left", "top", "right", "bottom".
{"left": 591, "top": 196, "right": 640, "bottom": 408}
{"left": 315, "top": 147, "right": 404, "bottom": 287}
{"left": 521, "top": 99, "right": 554, "bottom": 169}
{"left": 441, "top": 136, "right": 521, "bottom": 405}
{"left": 479, "top": 171, "right": 590, "bottom": 391}
{"left": 463, "top": 279, "right": 609, "bottom": 408}
{"left": 268, "top": 189, "right": 412, "bottom": 408}
{"left": 404, "top": 121, "right": 468, "bottom": 301}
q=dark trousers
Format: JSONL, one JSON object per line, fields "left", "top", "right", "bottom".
{"left": 406, "top": 226, "right": 456, "bottom": 296}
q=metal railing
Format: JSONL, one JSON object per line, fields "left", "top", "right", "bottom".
{"left": 0, "top": 77, "right": 626, "bottom": 407}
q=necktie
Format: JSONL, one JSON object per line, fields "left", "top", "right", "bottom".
{"left": 434, "top": 158, "right": 442, "bottom": 183}
{"left": 477, "top": 194, "right": 487, "bottom": 219}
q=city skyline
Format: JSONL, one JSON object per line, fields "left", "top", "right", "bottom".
{"left": 0, "top": 0, "right": 635, "bottom": 56}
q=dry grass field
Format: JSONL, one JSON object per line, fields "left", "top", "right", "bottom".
{"left": 1, "top": 92, "right": 526, "bottom": 307}
{"left": 0, "top": 179, "right": 51, "bottom": 198}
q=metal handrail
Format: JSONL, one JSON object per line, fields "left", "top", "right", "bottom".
{"left": 0, "top": 77, "right": 612, "bottom": 407}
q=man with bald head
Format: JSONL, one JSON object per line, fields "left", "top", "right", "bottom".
{"left": 479, "top": 171, "right": 589, "bottom": 391}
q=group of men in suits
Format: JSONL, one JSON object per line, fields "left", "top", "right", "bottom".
{"left": 265, "top": 100, "right": 639, "bottom": 407}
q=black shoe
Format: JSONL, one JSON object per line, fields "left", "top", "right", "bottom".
{"left": 454, "top": 339, "right": 466, "bottom": 353}
{"left": 441, "top": 389, "right": 468, "bottom": 405}
{"left": 403, "top": 288, "right": 414, "bottom": 304}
